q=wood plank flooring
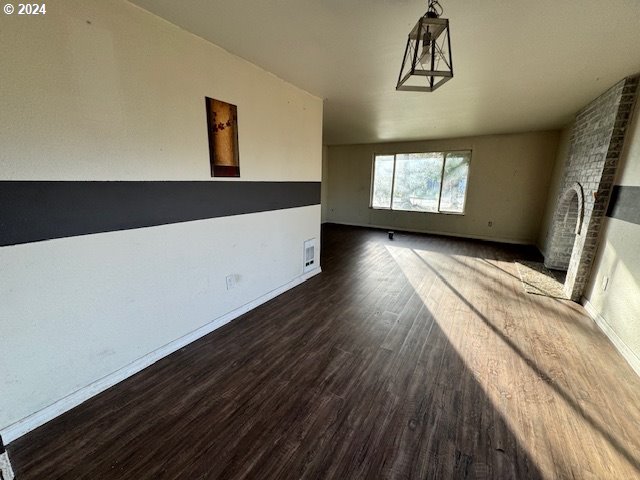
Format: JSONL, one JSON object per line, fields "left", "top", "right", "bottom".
{"left": 9, "top": 224, "right": 640, "bottom": 479}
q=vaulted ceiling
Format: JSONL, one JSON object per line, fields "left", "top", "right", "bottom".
{"left": 130, "top": 0, "right": 640, "bottom": 145}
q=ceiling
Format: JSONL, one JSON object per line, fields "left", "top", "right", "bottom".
{"left": 130, "top": 0, "right": 640, "bottom": 145}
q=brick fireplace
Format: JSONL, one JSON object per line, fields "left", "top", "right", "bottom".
{"left": 545, "top": 76, "right": 639, "bottom": 300}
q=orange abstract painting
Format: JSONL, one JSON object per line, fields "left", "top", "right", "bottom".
{"left": 205, "top": 97, "right": 240, "bottom": 177}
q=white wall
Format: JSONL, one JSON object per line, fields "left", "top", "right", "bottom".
{"left": 0, "top": 0, "right": 322, "bottom": 435}
{"left": 538, "top": 126, "right": 571, "bottom": 255}
{"left": 584, "top": 99, "right": 640, "bottom": 373}
{"left": 324, "top": 131, "right": 560, "bottom": 244}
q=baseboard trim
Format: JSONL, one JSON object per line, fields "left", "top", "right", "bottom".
{"left": 326, "top": 221, "right": 534, "bottom": 245}
{"left": 581, "top": 297, "right": 640, "bottom": 378}
{"left": 0, "top": 267, "right": 322, "bottom": 445}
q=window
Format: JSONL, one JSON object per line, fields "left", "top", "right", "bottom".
{"left": 371, "top": 151, "right": 470, "bottom": 214}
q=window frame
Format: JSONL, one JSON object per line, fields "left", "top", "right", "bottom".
{"left": 369, "top": 150, "right": 471, "bottom": 215}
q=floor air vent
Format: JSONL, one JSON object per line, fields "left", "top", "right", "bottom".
{"left": 303, "top": 238, "right": 316, "bottom": 273}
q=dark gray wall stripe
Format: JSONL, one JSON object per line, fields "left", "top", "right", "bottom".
{"left": 607, "top": 185, "right": 640, "bottom": 226}
{"left": 0, "top": 181, "right": 321, "bottom": 246}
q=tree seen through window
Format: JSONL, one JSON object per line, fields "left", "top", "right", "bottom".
{"left": 371, "top": 151, "right": 470, "bottom": 214}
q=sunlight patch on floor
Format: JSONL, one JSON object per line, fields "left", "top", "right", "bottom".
{"left": 385, "top": 242, "right": 640, "bottom": 478}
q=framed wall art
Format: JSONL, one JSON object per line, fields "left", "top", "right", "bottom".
{"left": 205, "top": 97, "right": 240, "bottom": 177}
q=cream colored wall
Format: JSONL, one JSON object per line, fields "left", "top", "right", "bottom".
{"left": 0, "top": 0, "right": 322, "bottom": 435}
{"left": 584, "top": 99, "right": 640, "bottom": 370}
{"left": 0, "top": 1, "right": 321, "bottom": 181}
{"left": 325, "top": 131, "right": 560, "bottom": 244}
{"left": 538, "top": 126, "right": 572, "bottom": 255}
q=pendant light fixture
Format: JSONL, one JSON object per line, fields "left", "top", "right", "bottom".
{"left": 396, "top": 0, "right": 453, "bottom": 92}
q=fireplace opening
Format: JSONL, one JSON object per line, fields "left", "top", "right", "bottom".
{"left": 557, "top": 189, "right": 581, "bottom": 271}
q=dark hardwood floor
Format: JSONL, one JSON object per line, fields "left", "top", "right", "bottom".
{"left": 10, "top": 224, "right": 640, "bottom": 479}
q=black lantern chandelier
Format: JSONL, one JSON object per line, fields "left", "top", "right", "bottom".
{"left": 396, "top": 0, "right": 453, "bottom": 92}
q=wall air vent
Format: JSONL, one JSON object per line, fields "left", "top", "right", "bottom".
{"left": 303, "top": 238, "right": 317, "bottom": 273}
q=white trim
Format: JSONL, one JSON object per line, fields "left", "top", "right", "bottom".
{"left": 0, "top": 268, "right": 321, "bottom": 445}
{"left": 581, "top": 297, "right": 640, "bottom": 378}
{"left": 327, "top": 221, "right": 534, "bottom": 245}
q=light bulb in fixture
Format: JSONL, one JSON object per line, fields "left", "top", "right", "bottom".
{"left": 418, "top": 9, "right": 439, "bottom": 65}
{"left": 419, "top": 31, "right": 432, "bottom": 64}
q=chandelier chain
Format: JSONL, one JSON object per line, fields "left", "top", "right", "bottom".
{"left": 427, "top": 0, "right": 443, "bottom": 17}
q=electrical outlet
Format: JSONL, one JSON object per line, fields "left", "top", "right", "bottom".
{"left": 225, "top": 275, "right": 236, "bottom": 290}
{"left": 488, "top": 221, "right": 493, "bottom": 227}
